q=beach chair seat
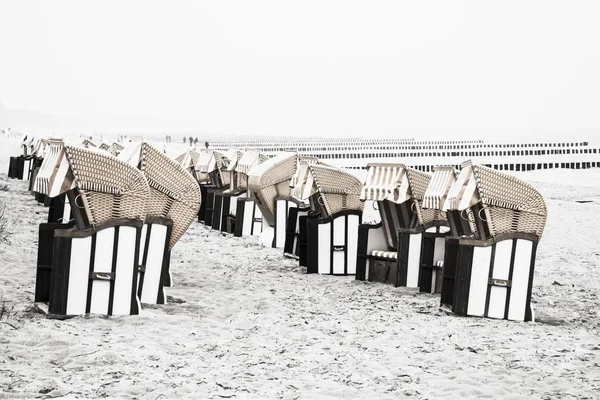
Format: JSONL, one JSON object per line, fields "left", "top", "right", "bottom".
{"left": 440, "top": 161, "right": 547, "bottom": 321}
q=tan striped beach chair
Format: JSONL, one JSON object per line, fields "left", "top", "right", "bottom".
{"left": 35, "top": 144, "right": 150, "bottom": 318}
{"left": 232, "top": 149, "right": 269, "bottom": 237}
{"left": 119, "top": 140, "right": 201, "bottom": 304}
{"left": 356, "top": 163, "right": 437, "bottom": 288}
{"left": 301, "top": 164, "right": 363, "bottom": 275}
{"left": 440, "top": 160, "right": 547, "bottom": 322}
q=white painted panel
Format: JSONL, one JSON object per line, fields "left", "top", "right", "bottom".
{"left": 66, "top": 236, "right": 92, "bottom": 315}
{"left": 260, "top": 224, "right": 274, "bottom": 247}
{"left": 252, "top": 204, "right": 263, "bottom": 236}
{"left": 112, "top": 226, "right": 137, "bottom": 315}
{"left": 317, "top": 222, "right": 331, "bottom": 274}
{"left": 62, "top": 200, "right": 72, "bottom": 223}
{"left": 508, "top": 240, "right": 533, "bottom": 321}
{"left": 89, "top": 228, "right": 115, "bottom": 315}
{"left": 214, "top": 197, "right": 223, "bottom": 230}
{"left": 275, "top": 200, "right": 293, "bottom": 249}
{"left": 346, "top": 215, "right": 359, "bottom": 275}
{"left": 467, "top": 246, "right": 492, "bottom": 317}
{"left": 406, "top": 234, "right": 422, "bottom": 288}
{"left": 140, "top": 224, "right": 167, "bottom": 304}
{"left": 241, "top": 202, "right": 254, "bottom": 236}
{"left": 332, "top": 217, "right": 346, "bottom": 275}
{"left": 230, "top": 195, "right": 240, "bottom": 215}
{"left": 487, "top": 240, "right": 512, "bottom": 319}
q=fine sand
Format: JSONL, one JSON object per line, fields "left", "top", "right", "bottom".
{"left": 0, "top": 137, "right": 599, "bottom": 399}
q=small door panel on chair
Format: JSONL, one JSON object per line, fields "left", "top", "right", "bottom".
{"left": 113, "top": 226, "right": 139, "bottom": 315}
{"left": 65, "top": 236, "right": 93, "bottom": 315}
{"left": 487, "top": 240, "right": 512, "bottom": 319}
{"left": 345, "top": 215, "right": 360, "bottom": 275}
{"left": 508, "top": 239, "right": 533, "bottom": 321}
{"left": 89, "top": 228, "right": 115, "bottom": 315}
{"left": 441, "top": 240, "right": 459, "bottom": 306}
{"left": 406, "top": 233, "right": 422, "bottom": 288}
{"left": 212, "top": 194, "right": 224, "bottom": 230}
{"left": 332, "top": 217, "right": 346, "bottom": 275}
{"left": 140, "top": 224, "right": 168, "bottom": 304}
{"left": 317, "top": 221, "right": 331, "bottom": 274}
{"left": 466, "top": 246, "right": 492, "bottom": 317}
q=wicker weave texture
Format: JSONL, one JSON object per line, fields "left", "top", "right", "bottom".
{"left": 308, "top": 164, "right": 363, "bottom": 215}
{"left": 247, "top": 152, "right": 297, "bottom": 226}
{"left": 140, "top": 143, "right": 201, "bottom": 248}
{"left": 64, "top": 145, "right": 150, "bottom": 225}
{"left": 446, "top": 161, "right": 547, "bottom": 239}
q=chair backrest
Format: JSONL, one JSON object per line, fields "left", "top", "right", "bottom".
{"left": 307, "top": 164, "right": 364, "bottom": 217}
{"left": 247, "top": 152, "right": 297, "bottom": 226}
{"left": 121, "top": 141, "right": 202, "bottom": 248}
{"left": 444, "top": 160, "right": 547, "bottom": 240}
{"left": 360, "top": 163, "right": 432, "bottom": 249}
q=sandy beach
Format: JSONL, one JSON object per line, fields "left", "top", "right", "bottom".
{"left": 0, "top": 137, "right": 599, "bottom": 399}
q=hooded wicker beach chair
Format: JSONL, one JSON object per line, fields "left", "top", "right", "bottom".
{"left": 119, "top": 140, "right": 201, "bottom": 304}
{"left": 8, "top": 137, "right": 36, "bottom": 180}
{"left": 283, "top": 157, "right": 327, "bottom": 261}
{"left": 356, "top": 163, "right": 434, "bottom": 287}
{"left": 232, "top": 149, "right": 269, "bottom": 237}
{"left": 439, "top": 160, "right": 547, "bottom": 321}
{"left": 174, "top": 149, "right": 201, "bottom": 180}
{"left": 295, "top": 164, "right": 363, "bottom": 275}
{"left": 212, "top": 148, "right": 243, "bottom": 232}
{"left": 417, "top": 166, "right": 457, "bottom": 293}
{"left": 247, "top": 152, "right": 299, "bottom": 248}
{"left": 194, "top": 149, "right": 226, "bottom": 225}
{"left": 28, "top": 138, "right": 48, "bottom": 192}
{"left": 34, "top": 144, "right": 150, "bottom": 318}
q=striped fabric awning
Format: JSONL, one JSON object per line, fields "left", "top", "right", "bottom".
{"left": 359, "top": 163, "right": 411, "bottom": 204}
{"left": 422, "top": 166, "right": 457, "bottom": 210}
{"left": 33, "top": 140, "right": 76, "bottom": 197}
{"left": 175, "top": 150, "right": 200, "bottom": 172}
{"left": 194, "top": 150, "right": 220, "bottom": 173}
{"left": 445, "top": 162, "right": 480, "bottom": 211}
{"left": 32, "top": 138, "right": 48, "bottom": 157}
{"left": 290, "top": 162, "right": 316, "bottom": 201}
{"left": 224, "top": 148, "right": 242, "bottom": 172}
{"left": 236, "top": 149, "right": 266, "bottom": 175}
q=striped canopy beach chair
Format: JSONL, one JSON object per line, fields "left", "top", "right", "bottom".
{"left": 232, "top": 149, "right": 269, "bottom": 237}
{"left": 356, "top": 163, "right": 438, "bottom": 288}
{"left": 194, "top": 149, "right": 226, "bottom": 225}
{"left": 211, "top": 148, "right": 244, "bottom": 232}
{"left": 440, "top": 160, "right": 547, "bottom": 321}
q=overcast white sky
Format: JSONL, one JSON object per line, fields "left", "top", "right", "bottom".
{"left": 1, "top": 1, "right": 599, "bottom": 140}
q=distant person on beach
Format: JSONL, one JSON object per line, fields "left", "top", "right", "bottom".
{"left": 183, "top": 137, "right": 187, "bottom": 144}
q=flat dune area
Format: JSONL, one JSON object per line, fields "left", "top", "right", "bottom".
{"left": 0, "top": 138, "right": 599, "bottom": 399}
